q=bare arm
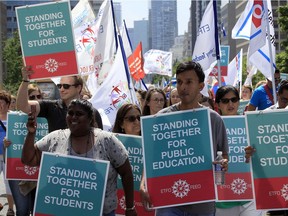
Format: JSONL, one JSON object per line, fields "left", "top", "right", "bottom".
{"left": 21, "top": 112, "right": 42, "bottom": 166}
{"left": 116, "top": 159, "right": 137, "bottom": 216}
{"left": 16, "top": 66, "right": 40, "bottom": 115}
{"left": 247, "top": 103, "right": 256, "bottom": 111}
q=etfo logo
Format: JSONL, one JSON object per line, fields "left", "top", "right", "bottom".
{"left": 24, "top": 165, "right": 38, "bottom": 176}
{"left": 252, "top": 0, "right": 264, "bottom": 28}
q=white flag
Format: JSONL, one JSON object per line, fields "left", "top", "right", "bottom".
{"left": 72, "top": 0, "right": 97, "bottom": 75}
{"left": 226, "top": 49, "right": 243, "bottom": 87}
{"left": 244, "top": 53, "right": 258, "bottom": 86}
{"left": 143, "top": 49, "right": 172, "bottom": 77}
{"left": 232, "top": 0, "right": 275, "bottom": 80}
{"left": 120, "top": 23, "right": 133, "bottom": 57}
{"left": 192, "top": 0, "right": 218, "bottom": 74}
{"left": 89, "top": 44, "right": 138, "bottom": 131}
{"left": 93, "top": 0, "right": 117, "bottom": 67}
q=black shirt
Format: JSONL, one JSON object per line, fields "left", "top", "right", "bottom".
{"left": 38, "top": 100, "right": 68, "bottom": 132}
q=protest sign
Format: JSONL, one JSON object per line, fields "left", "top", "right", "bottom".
{"left": 217, "top": 116, "right": 253, "bottom": 201}
{"left": 141, "top": 108, "right": 215, "bottom": 208}
{"left": 246, "top": 109, "right": 288, "bottom": 210}
{"left": 237, "top": 100, "right": 249, "bottom": 115}
{"left": 34, "top": 152, "right": 109, "bottom": 216}
{"left": 16, "top": 1, "right": 78, "bottom": 80}
{"left": 115, "top": 134, "right": 155, "bottom": 216}
{"left": 6, "top": 112, "right": 48, "bottom": 180}
{"left": 210, "top": 45, "right": 230, "bottom": 77}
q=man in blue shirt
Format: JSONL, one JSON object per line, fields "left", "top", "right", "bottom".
{"left": 247, "top": 69, "right": 281, "bottom": 111}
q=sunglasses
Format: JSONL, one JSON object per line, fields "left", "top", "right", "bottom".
{"left": 220, "top": 97, "right": 239, "bottom": 104}
{"left": 57, "top": 84, "right": 78, "bottom": 90}
{"left": 29, "top": 95, "right": 42, "bottom": 100}
{"left": 124, "top": 115, "right": 141, "bottom": 122}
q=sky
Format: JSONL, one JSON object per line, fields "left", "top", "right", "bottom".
{"left": 116, "top": 0, "right": 191, "bottom": 35}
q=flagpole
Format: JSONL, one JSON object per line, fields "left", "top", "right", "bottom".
{"left": 110, "top": 0, "right": 118, "bottom": 51}
{"left": 263, "top": 0, "right": 276, "bottom": 105}
{"left": 118, "top": 34, "right": 136, "bottom": 104}
{"left": 213, "top": 0, "right": 221, "bottom": 87}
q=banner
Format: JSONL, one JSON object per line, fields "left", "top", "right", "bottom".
{"left": 143, "top": 49, "right": 172, "bottom": 77}
{"left": 245, "top": 109, "right": 288, "bottom": 210}
{"left": 141, "top": 108, "right": 215, "bottom": 208}
{"left": 217, "top": 116, "right": 253, "bottom": 201}
{"left": 16, "top": 1, "right": 78, "bottom": 80}
{"left": 6, "top": 112, "right": 48, "bottom": 180}
{"left": 115, "top": 134, "right": 155, "bottom": 216}
{"left": 34, "top": 152, "right": 109, "bottom": 216}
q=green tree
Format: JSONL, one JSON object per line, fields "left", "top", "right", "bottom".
{"left": 2, "top": 31, "right": 23, "bottom": 94}
{"left": 276, "top": 5, "right": 288, "bottom": 73}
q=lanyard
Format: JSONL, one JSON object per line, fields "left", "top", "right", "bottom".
{"left": 264, "top": 84, "right": 274, "bottom": 105}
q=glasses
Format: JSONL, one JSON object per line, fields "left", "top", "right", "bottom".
{"left": 152, "top": 98, "right": 165, "bottom": 103}
{"left": 220, "top": 97, "right": 239, "bottom": 104}
{"left": 124, "top": 115, "right": 141, "bottom": 122}
{"left": 57, "top": 84, "right": 78, "bottom": 90}
{"left": 29, "top": 95, "right": 42, "bottom": 100}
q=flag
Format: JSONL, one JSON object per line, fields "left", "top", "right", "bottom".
{"left": 93, "top": 0, "right": 117, "bottom": 68}
{"left": 128, "top": 42, "right": 145, "bottom": 81}
{"left": 192, "top": 0, "right": 220, "bottom": 97}
{"left": 232, "top": 0, "right": 275, "bottom": 80}
{"left": 89, "top": 41, "right": 138, "bottom": 131}
{"left": 192, "top": 0, "right": 219, "bottom": 74}
{"left": 244, "top": 53, "right": 258, "bottom": 86}
{"left": 143, "top": 49, "right": 173, "bottom": 77}
{"left": 226, "top": 49, "right": 243, "bottom": 87}
{"left": 72, "top": 0, "right": 97, "bottom": 75}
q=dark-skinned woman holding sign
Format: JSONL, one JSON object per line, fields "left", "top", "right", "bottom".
{"left": 21, "top": 99, "right": 137, "bottom": 216}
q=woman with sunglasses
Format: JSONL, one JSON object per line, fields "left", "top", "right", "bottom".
{"left": 28, "top": 83, "right": 43, "bottom": 101}
{"left": 113, "top": 104, "right": 141, "bottom": 136}
{"left": 22, "top": 99, "right": 137, "bottom": 216}
{"left": 215, "top": 85, "right": 263, "bottom": 216}
{"left": 142, "top": 88, "right": 167, "bottom": 116}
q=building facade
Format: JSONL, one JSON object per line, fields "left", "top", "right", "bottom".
{"left": 150, "top": 0, "right": 178, "bottom": 51}
{"left": 133, "top": 19, "right": 149, "bottom": 53}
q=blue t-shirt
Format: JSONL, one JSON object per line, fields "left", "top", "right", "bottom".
{"left": 249, "top": 85, "right": 273, "bottom": 110}
{"left": 0, "top": 120, "right": 6, "bottom": 155}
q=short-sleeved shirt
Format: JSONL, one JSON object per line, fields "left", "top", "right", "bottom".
{"left": 158, "top": 104, "right": 228, "bottom": 214}
{"left": 249, "top": 85, "right": 273, "bottom": 110}
{"left": 36, "top": 128, "right": 128, "bottom": 214}
{"left": 38, "top": 100, "right": 68, "bottom": 132}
